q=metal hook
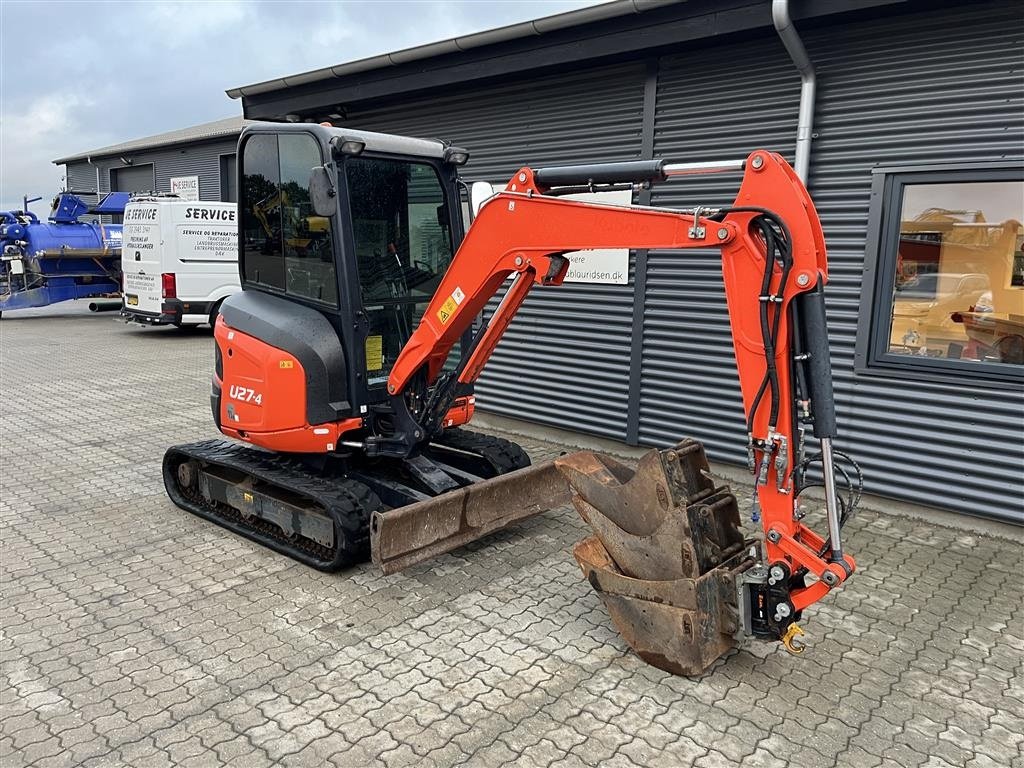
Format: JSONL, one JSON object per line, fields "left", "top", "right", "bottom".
{"left": 781, "top": 623, "right": 805, "bottom": 655}
{"left": 689, "top": 205, "right": 706, "bottom": 239}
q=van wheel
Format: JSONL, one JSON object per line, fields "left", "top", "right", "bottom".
{"left": 208, "top": 300, "right": 223, "bottom": 328}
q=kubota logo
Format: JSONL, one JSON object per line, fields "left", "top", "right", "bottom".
{"left": 228, "top": 385, "right": 263, "bottom": 405}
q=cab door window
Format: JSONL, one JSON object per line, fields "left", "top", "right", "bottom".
{"left": 241, "top": 134, "right": 284, "bottom": 290}
{"left": 280, "top": 134, "right": 337, "bottom": 305}
{"left": 241, "top": 132, "right": 338, "bottom": 306}
{"left": 346, "top": 157, "right": 455, "bottom": 384}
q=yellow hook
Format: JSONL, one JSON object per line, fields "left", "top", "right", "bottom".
{"left": 781, "top": 623, "right": 805, "bottom": 655}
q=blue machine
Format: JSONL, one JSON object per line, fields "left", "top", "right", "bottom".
{"left": 0, "top": 191, "right": 129, "bottom": 316}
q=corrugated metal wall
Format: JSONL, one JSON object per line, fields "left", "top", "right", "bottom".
{"left": 341, "top": 63, "right": 647, "bottom": 437}
{"left": 63, "top": 137, "right": 238, "bottom": 202}
{"left": 805, "top": 3, "right": 1024, "bottom": 520}
{"left": 639, "top": 2, "right": 1022, "bottom": 521}
{"left": 639, "top": 37, "right": 800, "bottom": 456}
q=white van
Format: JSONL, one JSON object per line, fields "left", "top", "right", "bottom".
{"left": 121, "top": 196, "right": 239, "bottom": 327}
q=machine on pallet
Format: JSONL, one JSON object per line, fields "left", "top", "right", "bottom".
{"left": 0, "top": 191, "right": 129, "bottom": 317}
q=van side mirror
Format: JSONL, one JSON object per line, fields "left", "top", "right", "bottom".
{"left": 309, "top": 166, "right": 337, "bottom": 217}
{"left": 470, "top": 181, "right": 495, "bottom": 217}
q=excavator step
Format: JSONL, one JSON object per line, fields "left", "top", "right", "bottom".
{"left": 557, "top": 439, "right": 755, "bottom": 676}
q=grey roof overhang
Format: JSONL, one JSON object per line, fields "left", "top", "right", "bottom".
{"left": 54, "top": 116, "right": 249, "bottom": 165}
{"left": 226, "top": 0, "right": 678, "bottom": 100}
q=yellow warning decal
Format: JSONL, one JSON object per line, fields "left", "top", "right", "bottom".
{"left": 365, "top": 335, "right": 383, "bottom": 371}
{"left": 437, "top": 296, "right": 458, "bottom": 325}
{"left": 279, "top": 360, "right": 294, "bottom": 369}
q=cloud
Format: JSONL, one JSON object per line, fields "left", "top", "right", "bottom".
{"left": 2, "top": 94, "right": 91, "bottom": 138}
{"left": 0, "top": 0, "right": 601, "bottom": 211}
{"left": 142, "top": 0, "right": 250, "bottom": 49}
{"left": 0, "top": 93, "right": 118, "bottom": 210}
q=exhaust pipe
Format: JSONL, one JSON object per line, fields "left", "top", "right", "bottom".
{"left": 88, "top": 299, "right": 122, "bottom": 312}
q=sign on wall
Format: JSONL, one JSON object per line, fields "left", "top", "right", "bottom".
{"left": 468, "top": 184, "right": 631, "bottom": 285}
{"left": 561, "top": 188, "right": 632, "bottom": 285}
{"left": 170, "top": 176, "right": 200, "bottom": 201}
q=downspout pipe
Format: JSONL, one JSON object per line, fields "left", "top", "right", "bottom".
{"left": 772, "top": 0, "right": 815, "bottom": 182}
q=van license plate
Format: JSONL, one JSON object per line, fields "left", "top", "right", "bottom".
{"left": 126, "top": 295, "right": 138, "bottom": 306}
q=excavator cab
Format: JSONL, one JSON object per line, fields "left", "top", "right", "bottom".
{"left": 237, "top": 124, "right": 468, "bottom": 405}
{"left": 165, "top": 123, "right": 567, "bottom": 573}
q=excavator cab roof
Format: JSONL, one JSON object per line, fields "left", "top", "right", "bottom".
{"left": 240, "top": 120, "right": 448, "bottom": 161}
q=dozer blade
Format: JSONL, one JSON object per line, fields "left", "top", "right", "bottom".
{"left": 370, "top": 459, "right": 570, "bottom": 574}
{"left": 556, "top": 439, "right": 754, "bottom": 676}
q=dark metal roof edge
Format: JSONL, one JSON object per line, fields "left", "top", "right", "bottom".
{"left": 225, "top": 0, "right": 677, "bottom": 99}
{"left": 53, "top": 118, "right": 251, "bottom": 165}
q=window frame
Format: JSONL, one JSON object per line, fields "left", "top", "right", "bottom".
{"left": 855, "top": 161, "right": 1024, "bottom": 386}
{"left": 342, "top": 152, "right": 457, "bottom": 308}
{"left": 337, "top": 150, "right": 462, "bottom": 389}
{"left": 238, "top": 130, "right": 341, "bottom": 310}
{"left": 218, "top": 152, "right": 237, "bottom": 202}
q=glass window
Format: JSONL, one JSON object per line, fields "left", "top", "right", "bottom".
{"left": 241, "top": 135, "right": 284, "bottom": 290}
{"left": 346, "top": 157, "right": 455, "bottom": 385}
{"left": 883, "top": 180, "right": 1023, "bottom": 369}
{"left": 240, "top": 133, "right": 338, "bottom": 306}
{"left": 346, "top": 158, "right": 453, "bottom": 303}
{"left": 279, "top": 134, "right": 337, "bottom": 306}
{"left": 220, "top": 154, "right": 237, "bottom": 202}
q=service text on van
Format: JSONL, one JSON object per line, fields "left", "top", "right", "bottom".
{"left": 185, "top": 208, "right": 236, "bottom": 222}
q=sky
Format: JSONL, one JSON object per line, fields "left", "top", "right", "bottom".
{"left": 0, "top": 0, "right": 601, "bottom": 213}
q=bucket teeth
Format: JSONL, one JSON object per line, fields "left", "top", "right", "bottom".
{"left": 557, "top": 439, "right": 753, "bottom": 676}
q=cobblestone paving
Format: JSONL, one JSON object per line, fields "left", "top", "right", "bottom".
{"left": 1, "top": 307, "right": 1023, "bottom": 768}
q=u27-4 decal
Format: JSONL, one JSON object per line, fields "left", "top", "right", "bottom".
{"left": 228, "top": 385, "right": 263, "bottom": 405}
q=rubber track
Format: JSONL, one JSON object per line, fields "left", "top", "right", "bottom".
{"left": 433, "top": 428, "right": 531, "bottom": 475}
{"left": 163, "top": 438, "right": 381, "bottom": 572}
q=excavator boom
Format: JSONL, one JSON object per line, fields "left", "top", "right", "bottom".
{"left": 369, "top": 150, "right": 857, "bottom": 669}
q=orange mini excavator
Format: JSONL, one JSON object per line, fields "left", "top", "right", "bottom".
{"left": 165, "top": 122, "right": 861, "bottom": 673}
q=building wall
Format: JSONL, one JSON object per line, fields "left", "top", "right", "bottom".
{"left": 64, "top": 137, "right": 238, "bottom": 202}
{"left": 328, "top": 1, "right": 1023, "bottom": 522}
{"left": 807, "top": 4, "right": 1023, "bottom": 517}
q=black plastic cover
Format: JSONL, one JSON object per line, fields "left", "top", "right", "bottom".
{"left": 533, "top": 159, "right": 667, "bottom": 187}
{"left": 220, "top": 291, "right": 350, "bottom": 425}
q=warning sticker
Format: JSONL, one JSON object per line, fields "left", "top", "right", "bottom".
{"left": 452, "top": 286, "right": 465, "bottom": 305}
{"left": 365, "top": 335, "right": 383, "bottom": 371}
{"left": 437, "top": 296, "right": 458, "bottom": 325}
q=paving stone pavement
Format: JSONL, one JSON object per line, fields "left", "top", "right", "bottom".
{"left": 1, "top": 306, "right": 1022, "bottom": 768}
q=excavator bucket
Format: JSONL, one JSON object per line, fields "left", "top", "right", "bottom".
{"left": 370, "top": 459, "right": 571, "bottom": 574}
{"left": 556, "top": 439, "right": 753, "bottom": 676}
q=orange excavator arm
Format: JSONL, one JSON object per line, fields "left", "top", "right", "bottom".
{"left": 380, "top": 150, "right": 853, "bottom": 619}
